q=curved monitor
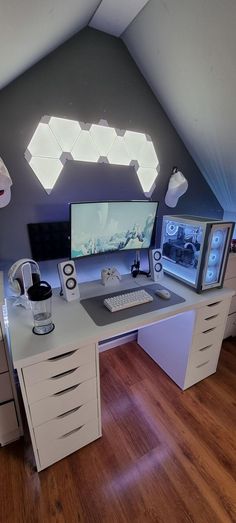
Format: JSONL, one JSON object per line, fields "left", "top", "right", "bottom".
{"left": 70, "top": 201, "right": 158, "bottom": 259}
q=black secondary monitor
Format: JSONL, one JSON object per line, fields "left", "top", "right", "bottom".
{"left": 70, "top": 201, "right": 158, "bottom": 259}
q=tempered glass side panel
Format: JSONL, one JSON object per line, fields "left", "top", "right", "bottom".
{"left": 203, "top": 225, "right": 230, "bottom": 287}
{"left": 161, "top": 218, "right": 204, "bottom": 286}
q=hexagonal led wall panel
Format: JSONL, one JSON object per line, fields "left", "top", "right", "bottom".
{"left": 25, "top": 116, "right": 160, "bottom": 196}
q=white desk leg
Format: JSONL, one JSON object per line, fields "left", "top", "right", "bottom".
{"left": 138, "top": 310, "right": 196, "bottom": 390}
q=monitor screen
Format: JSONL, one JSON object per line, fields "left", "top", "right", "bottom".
{"left": 70, "top": 201, "right": 158, "bottom": 259}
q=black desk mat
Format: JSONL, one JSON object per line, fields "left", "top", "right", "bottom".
{"left": 80, "top": 284, "right": 186, "bottom": 326}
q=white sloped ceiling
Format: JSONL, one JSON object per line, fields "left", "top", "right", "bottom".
{"left": 123, "top": 0, "right": 236, "bottom": 217}
{"left": 0, "top": 0, "right": 101, "bottom": 89}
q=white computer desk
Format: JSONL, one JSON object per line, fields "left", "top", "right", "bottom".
{"left": 6, "top": 274, "right": 234, "bottom": 471}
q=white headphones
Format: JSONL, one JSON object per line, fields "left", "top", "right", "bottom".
{"left": 8, "top": 258, "right": 40, "bottom": 296}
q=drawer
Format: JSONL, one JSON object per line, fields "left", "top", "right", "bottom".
{"left": 188, "top": 341, "right": 222, "bottom": 368}
{"left": 0, "top": 340, "right": 8, "bottom": 374}
{"left": 0, "top": 401, "right": 19, "bottom": 443}
{"left": 38, "top": 417, "right": 100, "bottom": 470}
{"left": 0, "top": 372, "right": 13, "bottom": 404}
{"left": 192, "top": 323, "right": 225, "bottom": 352}
{"left": 30, "top": 376, "right": 97, "bottom": 427}
{"left": 23, "top": 344, "right": 96, "bottom": 387}
{"left": 34, "top": 398, "right": 98, "bottom": 445}
{"left": 195, "top": 299, "right": 230, "bottom": 333}
{"left": 27, "top": 359, "right": 96, "bottom": 404}
{"left": 184, "top": 358, "right": 218, "bottom": 389}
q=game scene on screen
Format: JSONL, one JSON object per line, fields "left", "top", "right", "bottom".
{"left": 71, "top": 201, "right": 158, "bottom": 258}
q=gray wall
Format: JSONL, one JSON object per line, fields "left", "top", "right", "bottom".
{"left": 0, "top": 28, "right": 222, "bottom": 277}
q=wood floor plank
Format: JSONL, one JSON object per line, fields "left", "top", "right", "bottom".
{"left": 0, "top": 339, "right": 235, "bottom": 523}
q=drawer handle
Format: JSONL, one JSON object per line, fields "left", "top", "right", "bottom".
{"left": 205, "top": 314, "right": 218, "bottom": 321}
{"left": 50, "top": 367, "right": 78, "bottom": 380}
{"left": 53, "top": 384, "right": 79, "bottom": 396}
{"left": 199, "top": 344, "right": 212, "bottom": 352}
{"left": 207, "top": 301, "right": 221, "bottom": 308}
{"left": 60, "top": 424, "right": 84, "bottom": 439}
{"left": 196, "top": 360, "right": 209, "bottom": 368}
{"left": 57, "top": 405, "right": 81, "bottom": 418}
{"left": 48, "top": 350, "right": 76, "bottom": 362}
{"left": 202, "top": 327, "right": 216, "bottom": 334}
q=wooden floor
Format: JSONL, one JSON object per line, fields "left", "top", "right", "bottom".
{"left": 1, "top": 339, "right": 236, "bottom": 523}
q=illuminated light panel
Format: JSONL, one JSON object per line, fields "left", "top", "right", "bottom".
{"left": 107, "top": 136, "right": 130, "bottom": 166}
{"left": 89, "top": 124, "right": 116, "bottom": 156}
{"left": 137, "top": 167, "right": 159, "bottom": 195}
{"left": 71, "top": 131, "right": 100, "bottom": 162}
{"left": 25, "top": 116, "right": 160, "bottom": 195}
{"left": 48, "top": 117, "right": 81, "bottom": 152}
{"left": 27, "top": 122, "right": 62, "bottom": 158}
{"left": 137, "top": 141, "right": 159, "bottom": 169}
{"left": 123, "top": 130, "right": 147, "bottom": 158}
{"left": 29, "top": 157, "right": 63, "bottom": 194}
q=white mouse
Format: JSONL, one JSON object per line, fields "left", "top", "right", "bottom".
{"left": 155, "top": 288, "right": 171, "bottom": 300}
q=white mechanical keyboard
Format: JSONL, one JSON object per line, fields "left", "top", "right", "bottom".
{"left": 103, "top": 289, "right": 153, "bottom": 312}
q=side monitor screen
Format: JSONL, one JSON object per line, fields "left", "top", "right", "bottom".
{"left": 70, "top": 201, "right": 158, "bottom": 259}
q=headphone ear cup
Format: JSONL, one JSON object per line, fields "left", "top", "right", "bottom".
{"left": 12, "top": 277, "right": 24, "bottom": 296}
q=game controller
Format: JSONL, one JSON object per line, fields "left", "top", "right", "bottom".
{"left": 101, "top": 267, "right": 121, "bottom": 287}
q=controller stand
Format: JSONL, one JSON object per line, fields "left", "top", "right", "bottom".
{"left": 131, "top": 251, "right": 150, "bottom": 279}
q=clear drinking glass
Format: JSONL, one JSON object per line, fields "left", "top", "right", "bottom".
{"left": 27, "top": 281, "right": 55, "bottom": 335}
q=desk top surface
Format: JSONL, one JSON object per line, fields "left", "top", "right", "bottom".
{"left": 5, "top": 274, "right": 234, "bottom": 369}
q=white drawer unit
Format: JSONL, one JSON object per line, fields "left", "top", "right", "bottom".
{"left": 0, "top": 372, "right": 13, "bottom": 403}
{"left": 0, "top": 340, "right": 8, "bottom": 374}
{"left": 0, "top": 401, "right": 20, "bottom": 446}
{"left": 0, "top": 272, "right": 23, "bottom": 446}
{"left": 17, "top": 341, "right": 101, "bottom": 471}
{"left": 223, "top": 252, "right": 236, "bottom": 338}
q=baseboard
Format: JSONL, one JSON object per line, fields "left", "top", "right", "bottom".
{"left": 99, "top": 331, "right": 137, "bottom": 352}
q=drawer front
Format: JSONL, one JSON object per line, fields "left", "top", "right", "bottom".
{"left": 38, "top": 417, "right": 100, "bottom": 470}
{"left": 0, "top": 401, "right": 18, "bottom": 440}
{"left": 27, "top": 360, "right": 96, "bottom": 404}
{"left": 30, "top": 377, "right": 97, "bottom": 427}
{"left": 189, "top": 341, "right": 222, "bottom": 368}
{"left": 23, "top": 344, "right": 96, "bottom": 387}
{"left": 0, "top": 340, "right": 8, "bottom": 374}
{"left": 192, "top": 323, "right": 225, "bottom": 352}
{"left": 184, "top": 358, "right": 218, "bottom": 390}
{"left": 34, "top": 398, "right": 98, "bottom": 444}
{"left": 0, "top": 372, "right": 13, "bottom": 404}
{"left": 195, "top": 299, "right": 230, "bottom": 334}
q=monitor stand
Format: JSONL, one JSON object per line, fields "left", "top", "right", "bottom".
{"left": 131, "top": 251, "right": 150, "bottom": 279}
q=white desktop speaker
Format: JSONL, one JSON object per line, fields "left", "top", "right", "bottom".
{"left": 149, "top": 249, "right": 163, "bottom": 282}
{"left": 57, "top": 261, "right": 80, "bottom": 302}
